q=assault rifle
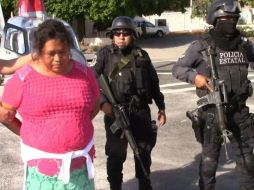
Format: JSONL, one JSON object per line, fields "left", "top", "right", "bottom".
{"left": 98, "top": 74, "right": 149, "bottom": 179}
{"left": 187, "top": 46, "right": 232, "bottom": 160}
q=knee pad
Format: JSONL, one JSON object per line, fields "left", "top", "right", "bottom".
{"left": 201, "top": 156, "right": 218, "bottom": 177}
{"left": 236, "top": 155, "right": 254, "bottom": 175}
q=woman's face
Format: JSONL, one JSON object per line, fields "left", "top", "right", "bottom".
{"left": 39, "top": 39, "right": 70, "bottom": 74}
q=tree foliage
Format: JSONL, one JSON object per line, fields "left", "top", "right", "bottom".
{"left": 0, "top": 0, "right": 18, "bottom": 21}
{"left": 191, "top": 0, "right": 213, "bottom": 18}
{"left": 44, "top": 0, "right": 90, "bottom": 22}
{"left": 88, "top": 0, "right": 189, "bottom": 29}
{"left": 1, "top": 0, "right": 254, "bottom": 30}
{"left": 241, "top": 0, "right": 254, "bottom": 7}
{"left": 192, "top": 0, "right": 254, "bottom": 18}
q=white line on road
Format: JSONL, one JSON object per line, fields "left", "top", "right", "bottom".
{"left": 157, "top": 72, "right": 254, "bottom": 77}
{"left": 157, "top": 72, "right": 172, "bottom": 75}
{"left": 161, "top": 87, "right": 196, "bottom": 94}
{"left": 160, "top": 79, "right": 254, "bottom": 94}
{"left": 153, "top": 60, "right": 176, "bottom": 63}
{"left": 160, "top": 82, "right": 189, "bottom": 88}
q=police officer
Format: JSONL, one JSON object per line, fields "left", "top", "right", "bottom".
{"left": 94, "top": 16, "right": 166, "bottom": 190}
{"left": 172, "top": 0, "right": 254, "bottom": 189}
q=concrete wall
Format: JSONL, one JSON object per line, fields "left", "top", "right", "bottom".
{"left": 142, "top": 9, "right": 208, "bottom": 32}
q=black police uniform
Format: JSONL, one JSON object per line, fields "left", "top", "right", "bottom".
{"left": 172, "top": 29, "right": 254, "bottom": 190}
{"left": 94, "top": 44, "right": 165, "bottom": 190}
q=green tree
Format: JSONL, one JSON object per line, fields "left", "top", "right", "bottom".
{"left": 0, "top": 0, "right": 18, "bottom": 21}
{"left": 1, "top": 0, "right": 191, "bottom": 29}
{"left": 191, "top": 0, "right": 212, "bottom": 18}
{"left": 44, "top": 0, "right": 91, "bottom": 39}
{"left": 191, "top": 0, "right": 254, "bottom": 18}
{"left": 88, "top": 0, "right": 189, "bottom": 29}
{"left": 241, "top": 0, "right": 254, "bottom": 7}
{"left": 44, "top": 0, "right": 90, "bottom": 23}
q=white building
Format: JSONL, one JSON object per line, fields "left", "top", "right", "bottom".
{"left": 83, "top": 6, "right": 254, "bottom": 37}
{"left": 142, "top": 8, "right": 207, "bottom": 33}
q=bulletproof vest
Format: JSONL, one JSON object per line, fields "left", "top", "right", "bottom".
{"left": 201, "top": 37, "right": 249, "bottom": 98}
{"left": 108, "top": 47, "right": 152, "bottom": 103}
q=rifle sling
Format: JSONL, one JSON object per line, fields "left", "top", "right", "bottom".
{"left": 109, "top": 55, "right": 131, "bottom": 82}
{"left": 108, "top": 49, "right": 142, "bottom": 82}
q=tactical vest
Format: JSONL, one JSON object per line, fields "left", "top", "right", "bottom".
{"left": 107, "top": 47, "right": 152, "bottom": 103}
{"left": 200, "top": 36, "right": 251, "bottom": 100}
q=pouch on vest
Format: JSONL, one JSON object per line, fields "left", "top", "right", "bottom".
{"left": 109, "top": 53, "right": 135, "bottom": 102}
{"left": 135, "top": 56, "right": 152, "bottom": 101}
{"left": 186, "top": 109, "right": 203, "bottom": 143}
{"left": 110, "top": 68, "right": 135, "bottom": 102}
{"left": 135, "top": 68, "right": 150, "bottom": 99}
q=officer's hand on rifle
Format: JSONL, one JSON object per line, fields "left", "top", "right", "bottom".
{"left": 194, "top": 74, "right": 213, "bottom": 92}
{"left": 158, "top": 110, "right": 166, "bottom": 127}
{"left": 101, "top": 102, "right": 114, "bottom": 118}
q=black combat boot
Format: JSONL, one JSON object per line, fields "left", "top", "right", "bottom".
{"left": 109, "top": 183, "right": 122, "bottom": 190}
{"left": 138, "top": 178, "right": 153, "bottom": 190}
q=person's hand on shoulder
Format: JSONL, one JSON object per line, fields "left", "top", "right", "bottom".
{"left": 0, "top": 53, "right": 33, "bottom": 74}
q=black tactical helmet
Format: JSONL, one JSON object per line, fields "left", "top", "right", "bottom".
{"left": 110, "top": 16, "right": 137, "bottom": 38}
{"left": 207, "top": 0, "right": 241, "bottom": 25}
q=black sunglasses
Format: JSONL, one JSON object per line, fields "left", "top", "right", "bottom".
{"left": 113, "top": 30, "right": 132, "bottom": 37}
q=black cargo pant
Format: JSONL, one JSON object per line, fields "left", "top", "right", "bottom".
{"left": 198, "top": 106, "right": 254, "bottom": 190}
{"left": 104, "top": 106, "right": 156, "bottom": 190}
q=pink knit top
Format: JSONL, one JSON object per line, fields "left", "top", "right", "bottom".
{"left": 2, "top": 61, "right": 99, "bottom": 175}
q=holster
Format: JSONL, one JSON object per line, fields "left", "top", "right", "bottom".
{"left": 186, "top": 109, "right": 203, "bottom": 143}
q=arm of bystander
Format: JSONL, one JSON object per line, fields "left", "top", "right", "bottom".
{"left": 0, "top": 53, "right": 32, "bottom": 74}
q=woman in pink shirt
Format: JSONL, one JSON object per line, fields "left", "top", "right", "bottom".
{"left": 0, "top": 19, "right": 100, "bottom": 190}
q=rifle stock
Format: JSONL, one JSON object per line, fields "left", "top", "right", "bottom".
{"left": 98, "top": 74, "right": 149, "bottom": 179}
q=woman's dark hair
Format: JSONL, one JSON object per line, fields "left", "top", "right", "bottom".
{"left": 33, "top": 19, "right": 73, "bottom": 53}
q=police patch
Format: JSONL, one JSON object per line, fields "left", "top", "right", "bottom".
{"left": 218, "top": 51, "right": 247, "bottom": 65}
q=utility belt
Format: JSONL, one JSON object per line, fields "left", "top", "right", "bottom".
{"left": 187, "top": 99, "right": 251, "bottom": 144}
{"left": 187, "top": 106, "right": 223, "bottom": 144}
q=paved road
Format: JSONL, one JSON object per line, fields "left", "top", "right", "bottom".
{"left": 1, "top": 34, "right": 253, "bottom": 190}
